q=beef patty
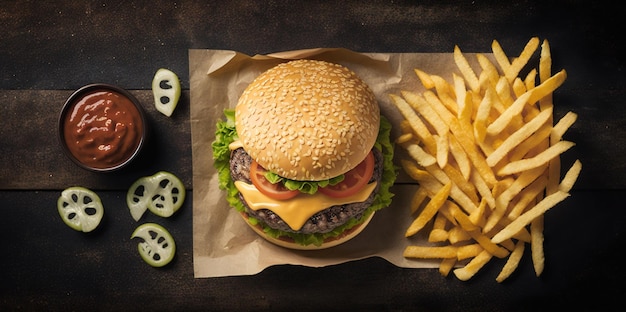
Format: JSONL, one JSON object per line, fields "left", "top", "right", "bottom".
{"left": 229, "top": 147, "right": 383, "bottom": 234}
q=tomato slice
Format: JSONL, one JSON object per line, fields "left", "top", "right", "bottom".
{"left": 319, "top": 151, "right": 375, "bottom": 198}
{"left": 249, "top": 161, "right": 300, "bottom": 200}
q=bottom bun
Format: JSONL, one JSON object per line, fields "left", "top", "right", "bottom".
{"left": 242, "top": 212, "right": 375, "bottom": 250}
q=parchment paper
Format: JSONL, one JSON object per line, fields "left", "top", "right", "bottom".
{"left": 189, "top": 48, "right": 476, "bottom": 278}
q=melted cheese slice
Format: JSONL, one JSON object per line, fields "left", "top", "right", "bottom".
{"left": 229, "top": 140, "right": 244, "bottom": 150}
{"left": 234, "top": 181, "right": 377, "bottom": 231}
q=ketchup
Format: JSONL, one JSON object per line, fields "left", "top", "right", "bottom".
{"left": 63, "top": 89, "right": 143, "bottom": 169}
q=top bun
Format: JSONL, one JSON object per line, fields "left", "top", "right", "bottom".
{"left": 235, "top": 59, "right": 380, "bottom": 181}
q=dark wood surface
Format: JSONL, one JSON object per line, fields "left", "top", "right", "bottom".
{"left": 1, "top": 1, "right": 624, "bottom": 311}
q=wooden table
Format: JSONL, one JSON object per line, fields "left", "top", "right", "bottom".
{"left": 1, "top": 1, "right": 624, "bottom": 310}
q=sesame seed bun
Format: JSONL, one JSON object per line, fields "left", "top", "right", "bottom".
{"left": 235, "top": 59, "right": 380, "bottom": 181}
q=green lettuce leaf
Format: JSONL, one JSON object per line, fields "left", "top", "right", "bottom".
{"left": 264, "top": 171, "right": 345, "bottom": 195}
{"left": 212, "top": 110, "right": 398, "bottom": 247}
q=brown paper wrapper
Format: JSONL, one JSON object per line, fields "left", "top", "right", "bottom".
{"left": 189, "top": 48, "right": 478, "bottom": 278}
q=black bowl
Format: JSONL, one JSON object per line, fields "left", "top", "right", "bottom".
{"left": 58, "top": 83, "right": 148, "bottom": 172}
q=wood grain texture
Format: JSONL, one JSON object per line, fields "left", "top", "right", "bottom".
{"left": 1, "top": 0, "right": 625, "bottom": 311}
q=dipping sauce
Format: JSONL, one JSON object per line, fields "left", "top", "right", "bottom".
{"left": 62, "top": 89, "right": 144, "bottom": 170}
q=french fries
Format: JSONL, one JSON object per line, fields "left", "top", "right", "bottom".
{"left": 395, "top": 38, "right": 581, "bottom": 282}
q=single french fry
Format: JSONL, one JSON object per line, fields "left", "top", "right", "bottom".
{"left": 403, "top": 245, "right": 458, "bottom": 259}
{"left": 486, "top": 91, "right": 532, "bottom": 136}
{"left": 457, "top": 244, "right": 484, "bottom": 260}
{"left": 527, "top": 70, "right": 567, "bottom": 105}
{"left": 453, "top": 73, "right": 468, "bottom": 116}
{"left": 453, "top": 250, "right": 493, "bottom": 281}
{"left": 400, "top": 159, "right": 428, "bottom": 182}
{"left": 495, "top": 76, "right": 514, "bottom": 108}
{"left": 539, "top": 39, "right": 552, "bottom": 84}
{"left": 491, "top": 39, "right": 511, "bottom": 73}
{"left": 439, "top": 258, "right": 457, "bottom": 277}
{"left": 406, "top": 144, "right": 437, "bottom": 167}
{"left": 485, "top": 218, "right": 532, "bottom": 244}
{"left": 410, "top": 187, "right": 430, "bottom": 214}
{"left": 470, "top": 169, "right": 496, "bottom": 209}
{"left": 559, "top": 159, "right": 582, "bottom": 193}
{"left": 508, "top": 174, "right": 548, "bottom": 220}
{"left": 491, "top": 178, "right": 513, "bottom": 199}
{"left": 512, "top": 79, "right": 529, "bottom": 128}
{"left": 474, "top": 87, "right": 493, "bottom": 142}
{"left": 469, "top": 197, "right": 488, "bottom": 227}
{"left": 414, "top": 68, "right": 435, "bottom": 89}
{"left": 531, "top": 215, "right": 545, "bottom": 277}
{"left": 505, "top": 37, "right": 540, "bottom": 83}
{"left": 406, "top": 182, "right": 452, "bottom": 237}
{"left": 448, "top": 134, "right": 471, "bottom": 181}
{"left": 436, "top": 134, "right": 449, "bottom": 168}
{"left": 428, "top": 213, "right": 449, "bottom": 242}
{"left": 512, "top": 77, "right": 527, "bottom": 98}
{"left": 429, "top": 229, "right": 449, "bottom": 243}
{"left": 524, "top": 68, "right": 537, "bottom": 91}
{"left": 477, "top": 53, "right": 500, "bottom": 88}
{"left": 457, "top": 90, "right": 476, "bottom": 144}
{"left": 448, "top": 226, "right": 472, "bottom": 244}
{"left": 430, "top": 74, "right": 454, "bottom": 96}
{"left": 546, "top": 153, "right": 560, "bottom": 196}
{"left": 492, "top": 191, "right": 570, "bottom": 244}
{"left": 496, "top": 240, "right": 526, "bottom": 283}
{"left": 487, "top": 107, "right": 553, "bottom": 167}
{"left": 497, "top": 141, "right": 575, "bottom": 176}
{"left": 508, "top": 124, "right": 552, "bottom": 161}
{"left": 454, "top": 45, "right": 480, "bottom": 92}
{"left": 538, "top": 39, "right": 554, "bottom": 122}
{"left": 395, "top": 132, "right": 414, "bottom": 145}
{"left": 506, "top": 226, "right": 532, "bottom": 243}
{"left": 477, "top": 70, "right": 492, "bottom": 98}
{"left": 551, "top": 111, "right": 578, "bottom": 141}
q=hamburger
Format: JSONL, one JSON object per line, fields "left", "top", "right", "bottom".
{"left": 213, "top": 59, "right": 396, "bottom": 249}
